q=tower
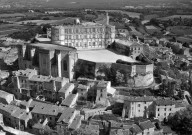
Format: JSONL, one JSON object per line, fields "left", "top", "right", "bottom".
{"left": 106, "top": 12, "right": 109, "bottom": 25}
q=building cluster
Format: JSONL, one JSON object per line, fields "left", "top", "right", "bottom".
{"left": 0, "top": 13, "right": 190, "bottom": 135}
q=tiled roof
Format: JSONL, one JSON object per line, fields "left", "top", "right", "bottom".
{"left": 31, "top": 104, "right": 59, "bottom": 116}
{"left": 77, "top": 84, "right": 89, "bottom": 90}
{"left": 138, "top": 120, "right": 155, "bottom": 130}
{"left": 12, "top": 69, "right": 36, "bottom": 77}
{"left": 155, "top": 99, "right": 175, "bottom": 106}
{"left": 58, "top": 83, "right": 74, "bottom": 93}
{"left": 130, "top": 42, "right": 143, "bottom": 48}
{"left": 130, "top": 124, "right": 142, "bottom": 134}
{"left": 29, "top": 75, "right": 51, "bottom": 82}
{"left": 123, "top": 96, "right": 154, "bottom": 102}
{"left": 0, "top": 90, "right": 14, "bottom": 99}
{"left": 57, "top": 107, "right": 75, "bottom": 124}
{"left": 97, "top": 81, "right": 109, "bottom": 88}
{"left": 69, "top": 115, "right": 82, "bottom": 130}
{"left": 61, "top": 94, "right": 77, "bottom": 107}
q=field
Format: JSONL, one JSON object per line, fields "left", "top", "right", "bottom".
{"left": 166, "top": 26, "right": 192, "bottom": 36}
{"left": 0, "top": 13, "right": 26, "bottom": 18}
{"left": 159, "top": 15, "right": 192, "bottom": 21}
{"left": 100, "top": 10, "right": 141, "bottom": 18}
{"left": 0, "top": 24, "right": 29, "bottom": 37}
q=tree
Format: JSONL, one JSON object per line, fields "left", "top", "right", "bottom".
{"left": 168, "top": 106, "right": 192, "bottom": 135}
{"left": 116, "top": 70, "right": 125, "bottom": 85}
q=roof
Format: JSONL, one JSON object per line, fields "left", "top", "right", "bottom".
{"left": 12, "top": 69, "right": 36, "bottom": 77}
{"left": 92, "top": 114, "right": 119, "bottom": 122}
{"left": 155, "top": 99, "right": 175, "bottom": 106}
{"left": 130, "top": 42, "right": 143, "bottom": 48}
{"left": 77, "top": 49, "right": 137, "bottom": 63}
{"left": 29, "top": 43, "right": 76, "bottom": 51}
{"left": 138, "top": 120, "right": 155, "bottom": 130}
{"left": 146, "top": 25, "right": 158, "bottom": 30}
{"left": 0, "top": 90, "right": 14, "bottom": 98}
{"left": 69, "top": 115, "right": 82, "bottom": 130}
{"left": 123, "top": 96, "right": 154, "bottom": 102}
{"left": 77, "top": 84, "right": 89, "bottom": 90}
{"left": 97, "top": 81, "right": 109, "bottom": 88}
{"left": 31, "top": 104, "right": 60, "bottom": 116}
{"left": 59, "top": 83, "right": 74, "bottom": 94}
{"left": 57, "top": 107, "right": 76, "bottom": 123}
{"left": 29, "top": 75, "right": 51, "bottom": 82}
{"left": 61, "top": 94, "right": 77, "bottom": 107}
{"left": 174, "top": 100, "right": 187, "bottom": 108}
{"left": 130, "top": 124, "right": 142, "bottom": 134}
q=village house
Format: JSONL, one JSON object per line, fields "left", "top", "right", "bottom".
{"left": 154, "top": 99, "right": 175, "bottom": 121}
{"left": 58, "top": 83, "right": 75, "bottom": 99}
{"left": 0, "top": 103, "right": 32, "bottom": 130}
{"left": 12, "top": 68, "right": 69, "bottom": 101}
{"left": 96, "top": 81, "right": 111, "bottom": 106}
{"left": 61, "top": 93, "right": 78, "bottom": 108}
{"left": 0, "top": 90, "right": 15, "bottom": 104}
{"left": 121, "top": 96, "right": 154, "bottom": 119}
{"left": 77, "top": 84, "right": 89, "bottom": 101}
{"left": 137, "top": 120, "right": 155, "bottom": 135}
{"left": 130, "top": 42, "right": 144, "bottom": 59}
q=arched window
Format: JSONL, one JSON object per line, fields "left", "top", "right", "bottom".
{"left": 63, "top": 60, "right": 67, "bottom": 71}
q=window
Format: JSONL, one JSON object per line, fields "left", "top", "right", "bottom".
{"left": 65, "top": 35, "right": 68, "bottom": 39}
{"left": 68, "top": 35, "right": 72, "bottom": 39}
{"left": 138, "top": 104, "right": 140, "bottom": 107}
{"left": 164, "top": 113, "right": 166, "bottom": 116}
{"left": 93, "top": 28, "right": 96, "bottom": 32}
{"left": 65, "top": 29, "right": 68, "bottom": 34}
{"left": 76, "top": 35, "right": 79, "bottom": 39}
{"left": 43, "top": 59, "right": 46, "bottom": 65}
{"left": 101, "top": 93, "right": 102, "bottom": 97}
{"left": 170, "top": 108, "right": 172, "bottom": 111}
{"left": 92, "top": 42, "right": 95, "bottom": 46}
{"left": 138, "top": 110, "right": 140, "bottom": 112}
{"left": 76, "top": 29, "right": 79, "bottom": 33}
{"left": 68, "top": 29, "right": 72, "bottom": 34}
{"left": 158, "top": 113, "right": 160, "bottom": 116}
{"left": 164, "top": 108, "right": 166, "bottom": 111}
{"left": 158, "top": 108, "right": 160, "bottom": 111}
{"left": 63, "top": 60, "right": 67, "bottom": 71}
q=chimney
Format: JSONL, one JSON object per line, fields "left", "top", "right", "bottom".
{"left": 106, "top": 12, "right": 109, "bottom": 25}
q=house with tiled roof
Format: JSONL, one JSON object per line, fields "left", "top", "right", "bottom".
{"left": 56, "top": 107, "right": 78, "bottom": 131}
{"left": 0, "top": 103, "right": 32, "bottom": 130}
{"left": 0, "top": 90, "right": 15, "bottom": 105}
{"left": 61, "top": 93, "right": 78, "bottom": 108}
{"left": 154, "top": 98, "right": 175, "bottom": 121}
{"left": 58, "top": 83, "right": 75, "bottom": 99}
{"left": 130, "top": 124, "right": 143, "bottom": 135}
{"left": 129, "top": 42, "right": 144, "bottom": 59}
{"left": 138, "top": 120, "right": 155, "bottom": 135}
{"left": 77, "top": 84, "right": 89, "bottom": 101}
{"left": 122, "top": 96, "right": 154, "bottom": 119}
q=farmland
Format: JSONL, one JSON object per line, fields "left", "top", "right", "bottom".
{"left": 0, "top": 24, "right": 30, "bottom": 37}
{"left": 166, "top": 26, "right": 192, "bottom": 36}
{"left": 99, "top": 10, "right": 141, "bottom": 18}
{"left": 159, "top": 15, "right": 192, "bottom": 21}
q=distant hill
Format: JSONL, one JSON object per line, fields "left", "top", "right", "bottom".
{"left": 1, "top": 0, "right": 191, "bottom": 9}
{"left": 44, "top": 0, "right": 192, "bottom": 8}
